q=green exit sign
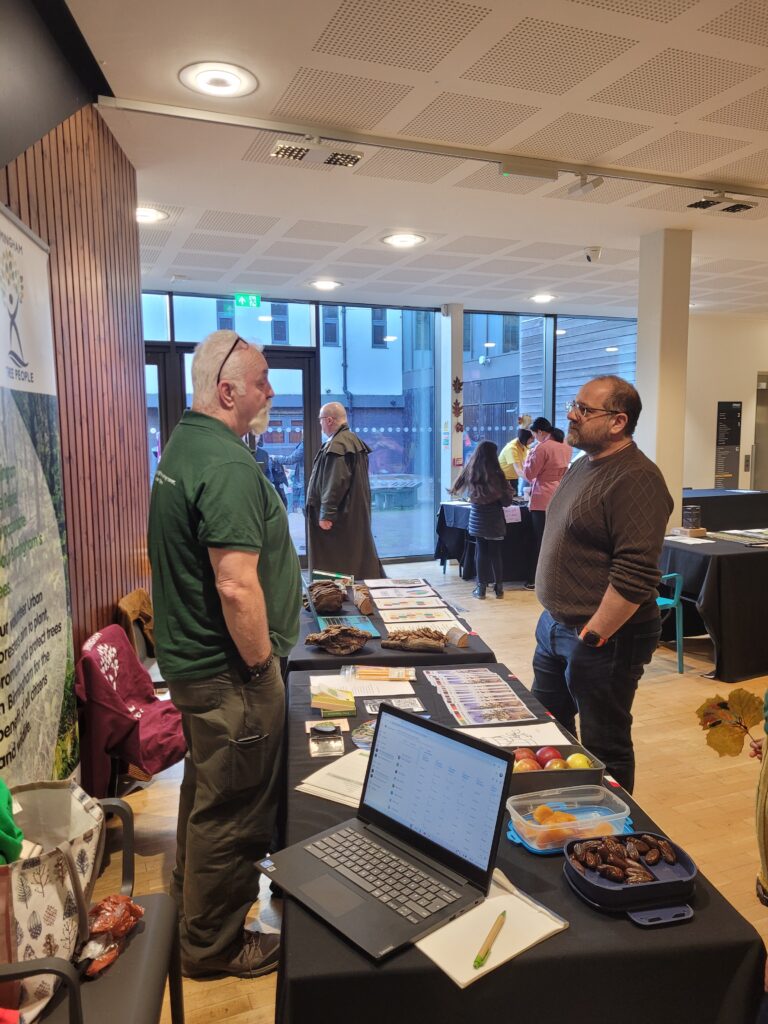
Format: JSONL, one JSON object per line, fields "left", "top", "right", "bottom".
{"left": 234, "top": 293, "right": 261, "bottom": 308}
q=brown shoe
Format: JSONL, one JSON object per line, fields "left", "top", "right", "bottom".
{"left": 182, "top": 931, "right": 280, "bottom": 979}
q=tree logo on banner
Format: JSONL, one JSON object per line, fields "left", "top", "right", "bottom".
{"left": 1, "top": 244, "right": 27, "bottom": 368}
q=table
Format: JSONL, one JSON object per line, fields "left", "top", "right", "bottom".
{"left": 683, "top": 489, "right": 768, "bottom": 532}
{"left": 277, "top": 664, "right": 765, "bottom": 1024}
{"left": 286, "top": 605, "right": 496, "bottom": 676}
{"left": 661, "top": 537, "right": 768, "bottom": 682}
{"left": 435, "top": 502, "right": 535, "bottom": 582}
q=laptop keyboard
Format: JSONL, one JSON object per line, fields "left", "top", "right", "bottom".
{"left": 305, "top": 828, "right": 461, "bottom": 925}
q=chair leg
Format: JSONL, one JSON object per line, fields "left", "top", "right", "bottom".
{"left": 168, "top": 922, "right": 185, "bottom": 1024}
{"left": 675, "top": 603, "right": 684, "bottom": 674}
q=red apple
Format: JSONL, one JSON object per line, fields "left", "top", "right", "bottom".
{"left": 513, "top": 758, "right": 541, "bottom": 773}
{"left": 545, "top": 758, "right": 568, "bottom": 770}
{"left": 536, "top": 746, "right": 563, "bottom": 766}
{"left": 514, "top": 748, "right": 537, "bottom": 762}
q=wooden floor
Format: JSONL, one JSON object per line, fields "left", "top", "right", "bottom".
{"left": 96, "top": 561, "right": 768, "bottom": 1023}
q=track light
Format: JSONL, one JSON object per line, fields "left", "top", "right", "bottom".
{"left": 567, "top": 174, "right": 604, "bottom": 197}
{"left": 687, "top": 191, "right": 756, "bottom": 213}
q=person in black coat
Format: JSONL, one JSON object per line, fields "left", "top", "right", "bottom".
{"left": 449, "top": 440, "right": 513, "bottom": 599}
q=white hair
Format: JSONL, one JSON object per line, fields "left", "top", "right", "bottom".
{"left": 191, "top": 330, "right": 262, "bottom": 411}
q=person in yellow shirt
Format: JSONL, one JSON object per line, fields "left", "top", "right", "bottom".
{"left": 498, "top": 428, "right": 533, "bottom": 493}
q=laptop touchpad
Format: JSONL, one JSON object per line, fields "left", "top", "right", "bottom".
{"left": 300, "top": 875, "right": 364, "bottom": 917}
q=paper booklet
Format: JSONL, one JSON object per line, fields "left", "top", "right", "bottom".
{"left": 379, "top": 608, "right": 456, "bottom": 623}
{"left": 459, "top": 722, "right": 569, "bottom": 747}
{"left": 364, "top": 586, "right": 435, "bottom": 599}
{"left": 416, "top": 869, "right": 568, "bottom": 988}
{"left": 373, "top": 597, "right": 447, "bottom": 610}
{"left": 310, "top": 675, "right": 416, "bottom": 698}
{"left": 295, "top": 749, "right": 369, "bottom": 808}
{"left": 364, "top": 578, "right": 426, "bottom": 588}
{"left": 385, "top": 617, "right": 463, "bottom": 636}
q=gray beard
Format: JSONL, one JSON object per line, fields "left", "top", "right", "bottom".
{"left": 249, "top": 403, "right": 271, "bottom": 434}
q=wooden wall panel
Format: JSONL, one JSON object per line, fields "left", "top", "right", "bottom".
{"left": 1, "top": 104, "right": 150, "bottom": 652}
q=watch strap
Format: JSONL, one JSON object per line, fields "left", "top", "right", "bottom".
{"left": 578, "top": 626, "right": 608, "bottom": 648}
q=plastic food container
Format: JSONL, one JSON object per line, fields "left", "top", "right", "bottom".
{"left": 562, "top": 832, "right": 697, "bottom": 927}
{"left": 506, "top": 785, "right": 630, "bottom": 853}
{"left": 507, "top": 744, "right": 605, "bottom": 796}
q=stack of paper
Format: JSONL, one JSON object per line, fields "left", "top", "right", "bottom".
{"left": 310, "top": 674, "right": 415, "bottom": 698}
{"left": 295, "top": 748, "right": 370, "bottom": 807}
{"left": 416, "top": 869, "right": 567, "bottom": 988}
{"left": 310, "top": 684, "right": 356, "bottom": 718}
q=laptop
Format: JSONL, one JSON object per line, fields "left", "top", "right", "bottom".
{"left": 257, "top": 705, "right": 512, "bottom": 959}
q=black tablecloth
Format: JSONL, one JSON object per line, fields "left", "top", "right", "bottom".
{"left": 286, "top": 605, "right": 496, "bottom": 676}
{"left": 435, "top": 502, "right": 535, "bottom": 582}
{"left": 277, "top": 664, "right": 764, "bottom": 1024}
{"left": 661, "top": 537, "right": 768, "bottom": 681}
{"left": 683, "top": 489, "right": 768, "bottom": 531}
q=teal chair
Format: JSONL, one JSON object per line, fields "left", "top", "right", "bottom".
{"left": 657, "top": 572, "right": 684, "bottom": 673}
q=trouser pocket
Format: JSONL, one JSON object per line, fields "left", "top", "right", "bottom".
{"left": 227, "top": 732, "right": 270, "bottom": 794}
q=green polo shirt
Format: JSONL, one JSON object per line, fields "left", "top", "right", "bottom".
{"left": 147, "top": 411, "right": 301, "bottom": 681}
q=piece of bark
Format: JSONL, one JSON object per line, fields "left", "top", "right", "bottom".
{"left": 445, "top": 626, "right": 469, "bottom": 648}
{"left": 352, "top": 584, "right": 373, "bottom": 615}
{"left": 304, "top": 625, "right": 370, "bottom": 654}
{"left": 308, "top": 580, "right": 345, "bottom": 614}
{"left": 381, "top": 627, "right": 447, "bottom": 652}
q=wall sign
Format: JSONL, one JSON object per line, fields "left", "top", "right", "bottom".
{"left": 0, "top": 203, "right": 76, "bottom": 783}
{"left": 715, "top": 401, "right": 742, "bottom": 491}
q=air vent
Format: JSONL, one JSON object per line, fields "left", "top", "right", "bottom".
{"left": 270, "top": 139, "right": 364, "bottom": 168}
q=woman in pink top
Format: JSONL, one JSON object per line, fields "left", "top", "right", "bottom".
{"left": 522, "top": 417, "right": 573, "bottom": 588}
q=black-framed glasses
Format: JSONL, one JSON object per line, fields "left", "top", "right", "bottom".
{"left": 216, "top": 335, "right": 246, "bottom": 385}
{"left": 566, "top": 400, "right": 621, "bottom": 419}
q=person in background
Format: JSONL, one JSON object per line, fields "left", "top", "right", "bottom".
{"left": 531, "top": 375, "right": 672, "bottom": 793}
{"left": 551, "top": 427, "right": 566, "bottom": 443}
{"left": 276, "top": 439, "right": 304, "bottom": 513}
{"left": 449, "top": 440, "right": 513, "bottom": 600}
{"left": 522, "top": 417, "right": 573, "bottom": 589}
{"left": 498, "top": 428, "right": 533, "bottom": 495}
{"left": 148, "top": 331, "right": 301, "bottom": 979}
{"left": 306, "top": 402, "right": 383, "bottom": 579}
{"left": 252, "top": 435, "right": 288, "bottom": 508}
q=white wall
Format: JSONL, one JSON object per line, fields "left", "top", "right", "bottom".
{"left": 684, "top": 315, "right": 768, "bottom": 488}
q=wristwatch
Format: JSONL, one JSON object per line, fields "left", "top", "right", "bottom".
{"left": 247, "top": 653, "right": 274, "bottom": 678}
{"left": 578, "top": 626, "right": 609, "bottom": 648}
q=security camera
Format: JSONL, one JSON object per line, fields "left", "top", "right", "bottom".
{"left": 584, "top": 246, "right": 602, "bottom": 263}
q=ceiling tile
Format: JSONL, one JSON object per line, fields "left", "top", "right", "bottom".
{"left": 283, "top": 220, "right": 365, "bottom": 242}
{"left": 613, "top": 130, "right": 748, "bottom": 173}
{"left": 476, "top": 258, "right": 546, "bottom": 275}
{"left": 564, "top": 0, "right": 701, "bottom": 21}
{"left": 699, "top": 0, "right": 768, "bottom": 47}
{"left": 588, "top": 268, "right": 639, "bottom": 283}
{"left": 195, "top": 211, "right": 280, "bottom": 234}
{"left": 247, "top": 257, "right": 313, "bottom": 273}
{"left": 515, "top": 113, "right": 650, "bottom": 162}
{"left": 406, "top": 254, "right": 473, "bottom": 270}
{"left": 700, "top": 149, "right": 768, "bottom": 187}
{"left": 512, "top": 242, "right": 583, "bottom": 259}
{"left": 461, "top": 17, "right": 638, "bottom": 94}
{"left": 378, "top": 269, "right": 443, "bottom": 282}
{"left": 546, "top": 178, "right": 650, "bottom": 203}
{"left": 170, "top": 252, "right": 240, "bottom": 269}
{"left": 318, "top": 263, "right": 379, "bottom": 278}
{"left": 271, "top": 67, "right": 412, "bottom": 130}
{"left": 139, "top": 228, "right": 171, "bottom": 248}
{"left": 262, "top": 241, "right": 337, "bottom": 259}
{"left": 630, "top": 184, "right": 768, "bottom": 218}
{"left": 312, "top": 0, "right": 490, "bottom": 72}
{"left": 181, "top": 233, "right": 256, "bottom": 253}
{"left": 341, "top": 249, "right": 405, "bottom": 264}
{"left": 354, "top": 148, "right": 464, "bottom": 182}
{"left": 697, "top": 258, "right": 768, "bottom": 274}
{"left": 454, "top": 164, "right": 547, "bottom": 194}
{"left": 240, "top": 130, "right": 364, "bottom": 173}
{"left": 439, "top": 236, "right": 518, "bottom": 254}
{"left": 232, "top": 273, "right": 295, "bottom": 287}
{"left": 704, "top": 87, "right": 768, "bottom": 132}
{"left": 399, "top": 92, "right": 538, "bottom": 146}
{"left": 589, "top": 48, "right": 762, "bottom": 116}
{"left": 168, "top": 269, "right": 226, "bottom": 282}
{"left": 139, "top": 247, "right": 162, "bottom": 267}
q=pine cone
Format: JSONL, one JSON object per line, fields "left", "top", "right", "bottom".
{"left": 305, "top": 625, "right": 370, "bottom": 654}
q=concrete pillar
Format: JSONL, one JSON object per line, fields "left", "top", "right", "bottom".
{"left": 437, "top": 304, "right": 465, "bottom": 495}
{"left": 634, "top": 229, "right": 692, "bottom": 526}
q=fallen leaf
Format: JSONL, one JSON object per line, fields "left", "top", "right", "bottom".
{"left": 706, "top": 724, "right": 747, "bottom": 757}
{"left": 728, "top": 688, "right": 763, "bottom": 731}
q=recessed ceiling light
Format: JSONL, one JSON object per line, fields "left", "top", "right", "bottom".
{"left": 484, "top": 342, "right": 496, "bottom": 348}
{"left": 383, "top": 335, "right": 398, "bottom": 342}
{"left": 555, "top": 329, "right": 566, "bottom": 335}
{"left": 136, "top": 206, "right": 167, "bottom": 224}
{"left": 530, "top": 293, "right": 555, "bottom": 304}
{"left": 179, "top": 61, "right": 258, "bottom": 98}
{"left": 310, "top": 279, "right": 342, "bottom": 291}
{"left": 605, "top": 346, "right": 619, "bottom": 353}
{"left": 258, "top": 315, "right": 274, "bottom": 322}
{"left": 382, "top": 232, "right": 426, "bottom": 249}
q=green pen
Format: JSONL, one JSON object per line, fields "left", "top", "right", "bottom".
{"left": 473, "top": 909, "right": 506, "bottom": 969}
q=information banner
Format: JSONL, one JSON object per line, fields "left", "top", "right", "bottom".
{"left": 0, "top": 204, "right": 77, "bottom": 783}
{"left": 715, "top": 401, "right": 742, "bottom": 490}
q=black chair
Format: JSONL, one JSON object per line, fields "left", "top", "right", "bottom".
{"left": 0, "top": 799, "right": 184, "bottom": 1024}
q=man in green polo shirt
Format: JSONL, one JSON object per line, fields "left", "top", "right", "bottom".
{"left": 148, "top": 330, "right": 301, "bottom": 979}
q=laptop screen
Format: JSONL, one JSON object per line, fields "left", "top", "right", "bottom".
{"left": 360, "top": 707, "right": 510, "bottom": 883}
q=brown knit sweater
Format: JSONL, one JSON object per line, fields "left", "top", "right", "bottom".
{"left": 535, "top": 443, "right": 673, "bottom": 626}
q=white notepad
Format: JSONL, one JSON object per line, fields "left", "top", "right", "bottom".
{"left": 416, "top": 869, "right": 567, "bottom": 988}
{"left": 295, "top": 749, "right": 369, "bottom": 808}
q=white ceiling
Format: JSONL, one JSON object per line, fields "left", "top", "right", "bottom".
{"left": 70, "top": 0, "right": 768, "bottom": 316}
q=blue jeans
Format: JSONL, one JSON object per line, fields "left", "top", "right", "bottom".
{"left": 531, "top": 609, "right": 661, "bottom": 793}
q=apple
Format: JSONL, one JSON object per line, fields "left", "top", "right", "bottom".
{"left": 514, "top": 748, "right": 537, "bottom": 762}
{"left": 536, "top": 747, "right": 562, "bottom": 766}
{"left": 513, "top": 758, "right": 541, "bottom": 773}
{"left": 545, "top": 758, "right": 568, "bottom": 770}
{"left": 566, "top": 753, "right": 592, "bottom": 769}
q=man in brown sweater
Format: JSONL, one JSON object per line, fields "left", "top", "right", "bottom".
{"left": 532, "top": 375, "right": 672, "bottom": 793}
